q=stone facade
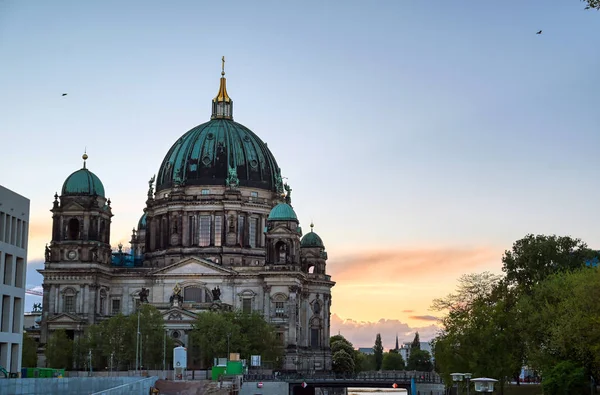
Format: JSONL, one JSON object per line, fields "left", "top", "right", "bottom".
{"left": 39, "top": 69, "right": 334, "bottom": 372}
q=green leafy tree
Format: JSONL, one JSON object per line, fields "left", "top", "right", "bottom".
{"left": 373, "top": 333, "right": 384, "bottom": 371}
{"left": 22, "top": 332, "right": 38, "bottom": 368}
{"left": 382, "top": 352, "right": 405, "bottom": 371}
{"left": 354, "top": 352, "right": 376, "bottom": 372}
{"left": 330, "top": 334, "right": 358, "bottom": 373}
{"left": 190, "top": 310, "right": 282, "bottom": 368}
{"left": 130, "top": 304, "right": 172, "bottom": 369}
{"left": 542, "top": 361, "right": 586, "bottom": 395}
{"left": 582, "top": 0, "right": 600, "bottom": 10}
{"left": 407, "top": 349, "right": 432, "bottom": 371}
{"left": 45, "top": 329, "right": 73, "bottom": 369}
{"left": 332, "top": 349, "right": 355, "bottom": 373}
{"left": 502, "top": 234, "right": 593, "bottom": 293}
{"left": 518, "top": 267, "right": 600, "bottom": 383}
{"left": 410, "top": 332, "right": 421, "bottom": 352}
{"left": 432, "top": 272, "right": 523, "bottom": 389}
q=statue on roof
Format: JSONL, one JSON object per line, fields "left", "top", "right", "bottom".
{"left": 170, "top": 283, "right": 183, "bottom": 307}
{"left": 45, "top": 244, "right": 51, "bottom": 262}
{"left": 139, "top": 288, "right": 149, "bottom": 303}
{"left": 284, "top": 183, "right": 292, "bottom": 205}
{"left": 147, "top": 175, "right": 155, "bottom": 199}
{"left": 33, "top": 303, "right": 42, "bottom": 312}
{"left": 226, "top": 166, "right": 239, "bottom": 189}
{"left": 274, "top": 172, "right": 284, "bottom": 196}
{"left": 211, "top": 286, "right": 221, "bottom": 302}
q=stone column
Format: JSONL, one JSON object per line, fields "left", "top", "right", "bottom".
{"left": 88, "top": 284, "right": 98, "bottom": 324}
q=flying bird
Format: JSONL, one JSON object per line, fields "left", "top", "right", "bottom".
{"left": 62, "top": 93, "right": 67, "bottom": 96}
{"left": 536, "top": 30, "right": 542, "bottom": 35}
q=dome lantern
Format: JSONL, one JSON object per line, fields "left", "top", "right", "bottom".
{"left": 211, "top": 56, "right": 233, "bottom": 120}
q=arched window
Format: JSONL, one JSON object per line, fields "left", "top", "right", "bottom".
{"left": 275, "top": 241, "right": 288, "bottom": 264}
{"left": 272, "top": 293, "right": 287, "bottom": 318}
{"left": 62, "top": 287, "right": 77, "bottom": 313}
{"left": 184, "top": 286, "right": 206, "bottom": 303}
{"left": 68, "top": 218, "right": 80, "bottom": 240}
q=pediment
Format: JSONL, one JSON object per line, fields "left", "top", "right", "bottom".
{"left": 61, "top": 201, "right": 86, "bottom": 212}
{"left": 268, "top": 224, "right": 300, "bottom": 236}
{"left": 151, "top": 256, "right": 237, "bottom": 276}
{"left": 162, "top": 307, "right": 198, "bottom": 322}
{"left": 46, "top": 313, "right": 83, "bottom": 323}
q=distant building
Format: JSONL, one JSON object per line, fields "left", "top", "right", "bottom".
{"left": 399, "top": 341, "right": 433, "bottom": 363}
{"left": 357, "top": 347, "right": 374, "bottom": 355}
{"left": 0, "top": 185, "right": 30, "bottom": 375}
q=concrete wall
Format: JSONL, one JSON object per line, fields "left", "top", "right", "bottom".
{"left": 91, "top": 376, "right": 158, "bottom": 395}
{"left": 0, "top": 376, "right": 157, "bottom": 395}
{"left": 240, "top": 381, "right": 289, "bottom": 395}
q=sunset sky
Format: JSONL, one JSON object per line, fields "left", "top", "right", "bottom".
{"left": 1, "top": 0, "right": 599, "bottom": 350}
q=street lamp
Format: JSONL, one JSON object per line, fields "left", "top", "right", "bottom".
{"left": 464, "top": 373, "right": 472, "bottom": 395}
{"left": 451, "top": 373, "right": 472, "bottom": 394}
{"left": 471, "top": 378, "right": 498, "bottom": 393}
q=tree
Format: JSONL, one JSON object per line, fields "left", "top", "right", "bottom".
{"left": 501, "top": 234, "right": 593, "bottom": 293}
{"left": 542, "top": 361, "right": 586, "bottom": 395}
{"left": 518, "top": 267, "right": 600, "bottom": 383}
{"left": 332, "top": 349, "right": 355, "bottom": 373}
{"left": 355, "top": 352, "right": 376, "bottom": 372}
{"left": 407, "top": 349, "right": 433, "bottom": 371}
{"left": 45, "top": 329, "right": 73, "bottom": 369}
{"left": 373, "top": 334, "right": 384, "bottom": 371}
{"left": 382, "top": 352, "right": 405, "bottom": 371}
{"left": 190, "top": 310, "right": 282, "bottom": 368}
{"left": 410, "top": 332, "right": 421, "bottom": 352}
{"left": 582, "top": 0, "right": 600, "bottom": 10}
{"left": 22, "top": 332, "right": 38, "bottom": 368}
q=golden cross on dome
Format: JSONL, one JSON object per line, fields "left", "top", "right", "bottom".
{"left": 221, "top": 56, "right": 225, "bottom": 76}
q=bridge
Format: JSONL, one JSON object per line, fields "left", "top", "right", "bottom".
{"left": 244, "top": 371, "right": 445, "bottom": 395}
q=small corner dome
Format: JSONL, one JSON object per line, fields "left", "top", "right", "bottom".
{"left": 301, "top": 230, "right": 324, "bottom": 249}
{"left": 138, "top": 213, "right": 147, "bottom": 230}
{"left": 61, "top": 168, "right": 105, "bottom": 198}
{"left": 268, "top": 203, "right": 298, "bottom": 221}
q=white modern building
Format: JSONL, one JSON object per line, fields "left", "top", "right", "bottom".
{"left": 0, "top": 185, "right": 30, "bottom": 375}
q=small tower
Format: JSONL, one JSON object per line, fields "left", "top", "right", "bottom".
{"left": 300, "top": 222, "right": 328, "bottom": 274}
{"left": 48, "top": 153, "right": 113, "bottom": 264}
{"left": 211, "top": 56, "right": 233, "bottom": 120}
{"left": 265, "top": 203, "right": 301, "bottom": 265}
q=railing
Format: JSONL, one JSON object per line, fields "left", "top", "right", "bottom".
{"left": 244, "top": 371, "right": 443, "bottom": 384}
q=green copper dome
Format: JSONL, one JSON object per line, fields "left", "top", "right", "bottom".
{"left": 268, "top": 203, "right": 298, "bottom": 221}
{"left": 138, "top": 213, "right": 147, "bottom": 230}
{"left": 301, "top": 230, "right": 324, "bottom": 248}
{"left": 156, "top": 119, "right": 282, "bottom": 192}
{"left": 62, "top": 168, "right": 105, "bottom": 197}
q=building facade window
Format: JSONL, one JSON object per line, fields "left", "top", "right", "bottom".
{"left": 199, "top": 216, "right": 211, "bottom": 246}
{"left": 249, "top": 218, "right": 258, "bottom": 248}
{"left": 275, "top": 302, "right": 285, "bottom": 317}
{"left": 242, "top": 298, "right": 252, "bottom": 314}
{"left": 184, "top": 286, "right": 205, "bottom": 303}
{"left": 99, "top": 289, "right": 107, "bottom": 315}
{"left": 214, "top": 215, "right": 223, "bottom": 247}
{"left": 201, "top": 189, "right": 210, "bottom": 195}
{"left": 64, "top": 295, "right": 75, "bottom": 313}
{"left": 111, "top": 299, "right": 121, "bottom": 315}
{"left": 310, "top": 328, "right": 320, "bottom": 349}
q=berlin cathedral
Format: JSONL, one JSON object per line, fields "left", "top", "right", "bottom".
{"left": 39, "top": 60, "right": 335, "bottom": 371}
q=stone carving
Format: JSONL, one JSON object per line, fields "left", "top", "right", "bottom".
{"left": 211, "top": 286, "right": 221, "bottom": 301}
{"left": 138, "top": 288, "right": 149, "bottom": 303}
{"left": 170, "top": 283, "right": 183, "bottom": 307}
{"left": 168, "top": 311, "right": 183, "bottom": 320}
{"left": 45, "top": 244, "right": 51, "bottom": 262}
{"left": 91, "top": 245, "right": 99, "bottom": 262}
{"left": 274, "top": 172, "right": 284, "bottom": 196}
{"left": 173, "top": 168, "right": 182, "bottom": 186}
{"left": 148, "top": 175, "right": 155, "bottom": 198}
{"left": 33, "top": 303, "right": 42, "bottom": 312}
{"left": 226, "top": 166, "right": 239, "bottom": 188}
{"left": 284, "top": 183, "right": 292, "bottom": 205}
{"left": 288, "top": 285, "right": 300, "bottom": 294}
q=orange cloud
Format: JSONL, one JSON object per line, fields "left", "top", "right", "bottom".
{"left": 331, "top": 314, "right": 440, "bottom": 350}
{"left": 327, "top": 246, "right": 503, "bottom": 324}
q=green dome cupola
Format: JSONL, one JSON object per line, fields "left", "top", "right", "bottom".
{"left": 301, "top": 223, "right": 325, "bottom": 248}
{"left": 138, "top": 212, "right": 147, "bottom": 230}
{"left": 61, "top": 153, "right": 105, "bottom": 197}
{"left": 156, "top": 58, "right": 282, "bottom": 193}
{"left": 268, "top": 203, "right": 298, "bottom": 222}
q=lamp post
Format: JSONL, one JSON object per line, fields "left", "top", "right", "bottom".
{"left": 471, "top": 378, "right": 498, "bottom": 393}
{"left": 451, "top": 373, "right": 465, "bottom": 394}
{"left": 464, "top": 373, "right": 472, "bottom": 395}
{"left": 227, "top": 332, "right": 231, "bottom": 361}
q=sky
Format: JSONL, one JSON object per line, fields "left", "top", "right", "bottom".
{"left": 1, "top": 0, "right": 599, "bottom": 350}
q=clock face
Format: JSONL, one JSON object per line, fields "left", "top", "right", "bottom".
{"left": 67, "top": 250, "right": 77, "bottom": 260}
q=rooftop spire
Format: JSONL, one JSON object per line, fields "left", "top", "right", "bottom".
{"left": 82, "top": 149, "right": 88, "bottom": 169}
{"left": 212, "top": 56, "right": 233, "bottom": 120}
